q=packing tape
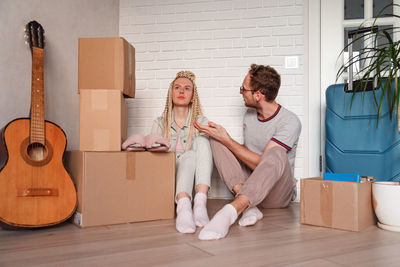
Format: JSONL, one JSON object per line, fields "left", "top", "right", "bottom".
{"left": 320, "top": 182, "right": 333, "bottom": 227}
{"left": 126, "top": 152, "right": 136, "bottom": 180}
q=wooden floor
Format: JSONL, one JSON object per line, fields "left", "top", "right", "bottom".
{"left": 1, "top": 199, "right": 400, "bottom": 266}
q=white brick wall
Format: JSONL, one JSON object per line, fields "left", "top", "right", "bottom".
{"left": 120, "top": 0, "right": 307, "bottom": 199}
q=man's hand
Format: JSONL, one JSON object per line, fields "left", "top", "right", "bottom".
{"left": 195, "top": 120, "right": 266, "bottom": 170}
{"left": 194, "top": 121, "right": 231, "bottom": 145}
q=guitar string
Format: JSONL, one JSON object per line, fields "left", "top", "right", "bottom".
{"left": 32, "top": 51, "right": 36, "bottom": 193}
{"left": 34, "top": 51, "right": 37, "bottom": 193}
{"left": 36, "top": 51, "right": 43, "bottom": 192}
{"left": 32, "top": 46, "right": 44, "bottom": 193}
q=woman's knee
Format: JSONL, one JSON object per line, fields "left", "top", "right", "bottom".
{"left": 177, "top": 150, "right": 196, "bottom": 167}
{"left": 180, "top": 149, "right": 196, "bottom": 159}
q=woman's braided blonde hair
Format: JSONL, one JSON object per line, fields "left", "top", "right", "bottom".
{"left": 161, "top": 70, "right": 203, "bottom": 150}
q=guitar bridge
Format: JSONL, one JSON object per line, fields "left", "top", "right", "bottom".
{"left": 17, "top": 188, "right": 59, "bottom": 197}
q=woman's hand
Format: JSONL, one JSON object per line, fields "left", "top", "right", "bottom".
{"left": 194, "top": 121, "right": 231, "bottom": 145}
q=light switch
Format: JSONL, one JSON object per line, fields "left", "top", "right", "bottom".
{"left": 285, "top": 56, "right": 298, "bottom": 69}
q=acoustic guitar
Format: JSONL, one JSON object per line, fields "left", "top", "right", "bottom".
{"left": 0, "top": 21, "right": 77, "bottom": 228}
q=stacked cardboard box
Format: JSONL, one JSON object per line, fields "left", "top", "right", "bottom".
{"left": 79, "top": 89, "right": 127, "bottom": 151}
{"left": 66, "top": 151, "right": 175, "bottom": 228}
{"left": 78, "top": 37, "right": 135, "bottom": 151}
{"left": 67, "top": 37, "right": 175, "bottom": 228}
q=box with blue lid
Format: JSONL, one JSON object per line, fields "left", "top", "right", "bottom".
{"left": 300, "top": 177, "right": 376, "bottom": 231}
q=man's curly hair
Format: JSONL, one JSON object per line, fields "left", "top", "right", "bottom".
{"left": 248, "top": 64, "right": 281, "bottom": 102}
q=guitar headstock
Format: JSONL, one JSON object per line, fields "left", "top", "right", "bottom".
{"left": 25, "top": 21, "right": 45, "bottom": 51}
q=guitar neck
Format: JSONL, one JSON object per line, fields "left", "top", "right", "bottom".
{"left": 30, "top": 47, "right": 45, "bottom": 145}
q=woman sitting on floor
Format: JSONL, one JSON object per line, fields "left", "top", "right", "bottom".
{"left": 151, "top": 70, "right": 213, "bottom": 234}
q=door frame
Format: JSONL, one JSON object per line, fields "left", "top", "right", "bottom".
{"left": 307, "top": 0, "right": 322, "bottom": 176}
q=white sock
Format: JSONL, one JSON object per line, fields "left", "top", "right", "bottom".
{"left": 193, "top": 192, "right": 209, "bottom": 227}
{"left": 198, "top": 204, "right": 238, "bottom": 240}
{"left": 176, "top": 197, "right": 196, "bottom": 234}
{"left": 238, "top": 207, "right": 263, "bottom": 227}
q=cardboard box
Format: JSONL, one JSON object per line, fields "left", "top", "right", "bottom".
{"left": 65, "top": 151, "right": 175, "bottom": 228}
{"left": 300, "top": 177, "right": 376, "bottom": 231}
{"left": 79, "top": 89, "right": 127, "bottom": 151}
{"left": 78, "top": 37, "right": 135, "bottom": 98}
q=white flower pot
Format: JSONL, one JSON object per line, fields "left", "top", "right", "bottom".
{"left": 372, "top": 181, "right": 400, "bottom": 232}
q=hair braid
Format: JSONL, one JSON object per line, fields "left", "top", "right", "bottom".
{"left": 185, "top": 86, "right": 203, "bottom": 150}
{"left": 161, "top": 84, "right": 173, "bottom": 141}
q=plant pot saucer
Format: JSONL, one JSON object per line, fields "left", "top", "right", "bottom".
{"left": 377, "top": 222, "right": 400, "bottom": 232}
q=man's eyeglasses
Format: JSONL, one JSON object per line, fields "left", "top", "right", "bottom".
{"left": 240, "top": 86, "right": 254, "bottom": 93}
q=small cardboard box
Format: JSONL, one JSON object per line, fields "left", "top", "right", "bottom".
{"left": 78, "top": 37, "right": 135, "bottom": 98}
{"left": 65, "top": 151, "right": 175, "bottom": 228}
{"left": 300, "top": 177, "right": 375, "bottom": 231}
{"left": 79, "top": 89, "right": 127, "bottom": 151}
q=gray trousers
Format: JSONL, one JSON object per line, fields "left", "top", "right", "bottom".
{"left": 210, "top": 138, "right": 296, "bottom": 208}
{"left": 175, "top": 136, "right": 213, "bottom": 202}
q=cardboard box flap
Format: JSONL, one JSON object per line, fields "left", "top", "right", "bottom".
{"left": 128, "top": 44, "right": 135, "bottom": 97}
{"left": 114, "top": 38, "right": 124, "bottom": 90}
{"left": 332, "top": 181, "right": 357, "bottom": 231}
{"left": 320, "top": 181, "right": 333, "bottom": 227}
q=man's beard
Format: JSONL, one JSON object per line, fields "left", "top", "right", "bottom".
{"left": 243, "top": 99, "right": 255, "bottom": 108}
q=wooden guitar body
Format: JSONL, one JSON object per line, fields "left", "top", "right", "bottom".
{"left": 0, "top": 119, "right": 77, "bottom": 227}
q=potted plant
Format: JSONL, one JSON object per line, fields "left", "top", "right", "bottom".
{"left": 336, "top": 4, "right": 400, "bottom": 232}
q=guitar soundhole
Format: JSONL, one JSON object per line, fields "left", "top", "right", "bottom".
{"left": 27, "top": 142, "right": 47, "bottom": 161}
{"left": 20, "top": 138, "right": 53, "bottom": 166}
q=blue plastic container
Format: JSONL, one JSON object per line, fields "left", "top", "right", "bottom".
{"left": 325, "top": 83, "right": 400, "bottom": 181}
{"left": 323, "top": 173, "right": 361, "bottom": 183}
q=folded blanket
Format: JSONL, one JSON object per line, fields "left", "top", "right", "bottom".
{"left": 145, "top": 134, "right": 170, "bottom": 152}
{"left": 122, "top": 134, "right": 146, "bottom": 151}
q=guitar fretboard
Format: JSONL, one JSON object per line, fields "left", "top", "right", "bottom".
{"left": 30, "top": 47, "right": 45, "bottom": 145}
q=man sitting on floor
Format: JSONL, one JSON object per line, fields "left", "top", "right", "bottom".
{"left": 194, "top": 64, "right": 301, "bottom": 240}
